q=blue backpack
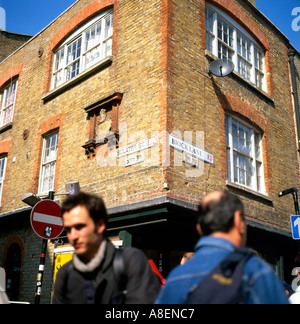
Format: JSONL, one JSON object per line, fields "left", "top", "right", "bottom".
{"left": 184, "top": 248, "right": 255, "bottom": 304}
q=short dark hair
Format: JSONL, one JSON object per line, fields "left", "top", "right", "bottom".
{"left": 61, "top": 192, "right": 108, "bottom": 226}
{"left": 197, "top": 191, "right": 244, "bottom": 236}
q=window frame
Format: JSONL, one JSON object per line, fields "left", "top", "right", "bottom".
{"left": 205, "top": 4, "right": 266, "bottom": 91}
{"left": 225, "top": 115, "right": 265, "bottom": 195}
{"left": 0, "top": 155, "right": 7, "bottom": 206}
{"left": 0, "top": 79, "right": 18, "bottom": 128}
{"left": 38, "top": 131, "right": 59, "bottom": 195}
{"left": 51, "top": 9, "right": 113, "bottom": 90}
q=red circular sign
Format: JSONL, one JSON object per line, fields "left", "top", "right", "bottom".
{"left": 30, "top": 200, "right": 63, "bottom": 239}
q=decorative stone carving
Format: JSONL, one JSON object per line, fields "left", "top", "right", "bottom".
{"left": 82, "top": 92, "right": 123, "bottom": 158}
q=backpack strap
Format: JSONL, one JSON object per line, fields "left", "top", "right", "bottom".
{"left": 60, "top": 261, "right": 73, "bottom": 304}
{"left": 184, "top": 248, "right": 255, "bottom": 304}
{"left": 111, "top": 249, "right": 128, "bottom": 304}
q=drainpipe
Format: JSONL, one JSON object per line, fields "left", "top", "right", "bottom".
{"left": 288, "top": 48, "right": 300, "bottom": 153}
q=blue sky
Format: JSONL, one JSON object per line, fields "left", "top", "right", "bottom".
{"left": 1, "top": 0, "right": 76, "bottom": 35}
{"left": 0, "top": 0, "right": 300, "bottom": 51}
{"left": 256, "top": 0, "right": 300, "bottom": 51}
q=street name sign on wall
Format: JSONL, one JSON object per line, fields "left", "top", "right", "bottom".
{"left": 169, "top": 135, "right": 214, "bottom": 165}
{"left": 30, "top": 200, "right": 63, "bottom": 240}
{"left": 291, "top": 215, "right": 300, "bottom": 240}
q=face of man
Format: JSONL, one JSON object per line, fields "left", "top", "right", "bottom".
{"left": 63, "top": 205, "right": 106, "bottom": 262}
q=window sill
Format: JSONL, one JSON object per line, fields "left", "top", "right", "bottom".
{"left": 0, "top": 122, "right": 13, "bottom": 134}
{"left": 205, "top": 51, "right": 274, "bottom": 105}
{"left": 226, "top": 180, "right": 273, "bottom": 204}
{"left": 42, "top": 56, "right": 113, "bottom": 102}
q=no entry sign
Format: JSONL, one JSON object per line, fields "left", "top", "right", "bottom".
{"left": 30, "top": 200, "right": 63, "bottom": 239}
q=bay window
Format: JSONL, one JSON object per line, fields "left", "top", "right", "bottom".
{"left": 205, "top": 4, "right": 265, "bottom": 91}
{"left": 51, "top": 9, "right": 113, "bottom": 90}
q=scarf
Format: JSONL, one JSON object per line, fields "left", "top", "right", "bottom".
{"left": 73, "top": 240, "right": 107, "bottom": 273}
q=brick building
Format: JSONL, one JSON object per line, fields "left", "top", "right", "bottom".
{"left": 0, "top": 0, "right": 300, "bottom": 303}
{"left": 0, "top": 30, "right": 32, "bottom": 63}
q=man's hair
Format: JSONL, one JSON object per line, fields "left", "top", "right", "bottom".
{"left": 61, "top": 192, "right": 108, "bottom": 226}
{"left": 197, "top": 191, "right": 244, "bottom": 236}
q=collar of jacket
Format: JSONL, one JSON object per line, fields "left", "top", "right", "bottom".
{"left": 195, "top": 236, "right": 236, "bottom": 253}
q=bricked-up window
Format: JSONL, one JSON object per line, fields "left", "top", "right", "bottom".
{"left": 225, "top": 115, "right": 265, "bottom": 194}
{"left": 0, "top": 155, "right": 7, "bottom": 206}
{"left": 205, "top": 4, "right": 265, "bottom": 91}
{"left": 39, "top": 131, "right": 59, "bottom": 194}
{"left": 51, "top": 9, "right": 113, "bottom": 90}
{"left": 0, "top": 79, "right": 18, "bottom": 127}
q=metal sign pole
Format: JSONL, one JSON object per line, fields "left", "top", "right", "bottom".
{"left": 292, "top": 191, "right": 300, "bottom": 216}
{"left": 34, "top": 191, "right": 55, "bottom": 305}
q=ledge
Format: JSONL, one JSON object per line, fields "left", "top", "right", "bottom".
{"left": 226, "top": 180, "right": 273, "bottom": 204}
{"left": 41, "top": 56, "right": 113, "bottom": 102}
{"left": 0, "top": 122, "right": 13, "bottom": 134}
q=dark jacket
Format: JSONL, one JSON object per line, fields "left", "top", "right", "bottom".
{"left": 53, "top": 241, "right": 161, "bottom": 304}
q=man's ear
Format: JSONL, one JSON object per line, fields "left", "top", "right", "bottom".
{"left": 196, "top": 223, "right": 202, "bottom": 236}
{"left": 96, "top": 219, "right": 106, "bottom": 235}
{"left": 234, "top": 210, "right": 246, "bottom": 235}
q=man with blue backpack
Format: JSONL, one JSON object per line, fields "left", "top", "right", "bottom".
{"left": 156, "top": 190, "right": 289, "bottom": 304}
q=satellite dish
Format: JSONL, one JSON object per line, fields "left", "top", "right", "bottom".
{"left": 208, "top": 59, "right": 235, "bottom": 77}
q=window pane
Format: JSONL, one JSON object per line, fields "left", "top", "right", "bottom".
{"left": 239, "top": 155, "right": 245, "bottom": 185}
{"left": 255, "top": 71, "right": 263, "bottom": 89}
{"left": 104, "top": 14, "right": 113, "bottom": 39}
{"left": 4, "top": 82, "right": 17, "bottom": 108}
{"left": 85, "top": 46, "right": 101, "bottom": 69}
{"left": 205, "top": 7, "right": 214, "bottom": 33}
{"left": 255, "top": 133, "right": 262, "bottom": 161}
{"left": 67, "top": 38, "right": 82, "bottom": 65}
{"left": 238, "top": 58, "right": 251, "bottom": 81}
{"left": 246, "top": 158, "right": 252, "bottom": 187}
{"left": 104, "top": 38, "right": 112, "bottom": 57}
{"left": 206, "top": 32, "right": 214, "bottom": 53}
{"left": 257, "top": 162, "right": 262, "bottom": 193}
{"left": 217, "top": 17, "right": 233, "bottom": 48}
{"left": 67, "top": 61, "right": 80, "bottom": 81}
{"left": 234, "top": 152, "right": 238, "bottom": 183}
{"left": 232, "top": 122, "right": 238, "bottom": 150}
{"left": 226, "top": 148, "right": 231, "bottom": 181}
{"left": 54, "top": 70, "right": 64, "bottom": 88}
{"left": 237, "top": 33, "right": 251, "bottom": 62}
{"left": 254, "top": 48, "right": 263, "bottom": 71}
{"left": 40, "top": 132, "right": 59, "bottom": 193}
{"left": 55, "top": 48, "right": 65, "bottom": 71}
{"left": 0, "top": 80, "right": 17, "bottom": 126}
{"left": 0, "top": 158, "right": 5, "bottom": 182}
{"left": 227, "top": 116, "right": 264, "bottom": 192}
{"left": 85, "top": 22, "right": 101, "bottom": 52}
{"left": 218, "top": 43, "right": 233, "bottom": 62}
{"left": 2, "top": 106, "right": 14, "bottom": 125}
